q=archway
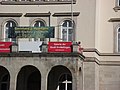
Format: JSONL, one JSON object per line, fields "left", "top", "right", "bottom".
{"left": 16, "top": 65, "right": 41, "bottom": 90}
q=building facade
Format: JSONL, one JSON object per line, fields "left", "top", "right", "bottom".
{"left": 0, "top": 0, "right": 120, "bottom": 90}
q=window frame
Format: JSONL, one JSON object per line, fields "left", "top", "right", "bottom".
{"left": 1, "top": 0, "right": 76, "bottom": 5}
{"left": 57, "top": 73, "right": 72, "bottom": 90}
{"left": 32, "top": 19, "right": 47, "bottom": 41}
{"left": 0, "top": 74, "right": 10, "bottom": 90}
{"left": 118, "top": 0, "right": 120, "bottom": 6}
{"left": 60, "top": 20, "right": 74, "bottom": 41}
{"left": 113, "top": 23, "right": 120, "bottom": 53}
{"left": 117, "top": 27, "right": 120, "bottom": 52}
{"left": 3, "top": 20, "right": 17, "bottom": 42}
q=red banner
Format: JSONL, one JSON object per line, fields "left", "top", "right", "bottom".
{"left": 48, "top": 42, "right": 72, "bottom": 52}
{"left": 0, "top": 42, "right": 12, "bottom": 53}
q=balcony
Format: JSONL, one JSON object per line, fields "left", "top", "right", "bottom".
{"left": 0, "top": 0, "right": 76, "bottom": 5}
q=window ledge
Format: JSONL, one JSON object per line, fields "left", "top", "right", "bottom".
{"left": 0, "top": 1, "right": 76, "bottom": 5}
{"left": 113, "top": 6, "right": 120, "bottom": 12}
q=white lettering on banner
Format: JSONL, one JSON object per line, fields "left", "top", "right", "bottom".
{"left": 0, "top": 48, "right": 10, "bottom": 50}
{"left": 48, "top": 42, "right": 72, "bottom": 52}
{"left": 54, "top": 43, "right": 66, "bottom": 45}
{"left": 50, "top": 46, "right": 70, "bottom": 49}
{"left": 0, "top": 44, "right": 5, "bottom": 46}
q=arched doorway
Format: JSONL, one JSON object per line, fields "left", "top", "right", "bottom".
{"left": 16, "top": 65, "right": 41, "bottom": 90}
{"left": 47, "top": 65, "right": 72, "bottom": 90}
{"left": 0, "top": 66, "right": 10, "bottom": 90}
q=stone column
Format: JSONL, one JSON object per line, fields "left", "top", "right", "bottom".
{"left": 41, "top": 71, "right": 48, "bottom": 90}
{"left": 9, "top": 69, "right": 18, "bottom": 90}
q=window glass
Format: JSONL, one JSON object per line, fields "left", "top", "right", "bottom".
{"left": 116, "top": 0, "right": 120, "bottom": 6}
{"left": 118, "top": 28, "right": 120, "bottom": 52}
{"left": 1, "top": 74, "right": 10, "bottom": 90}
{"left": 61, "top": 20, "right": 73, "bottom": 41}
{"left": 4, "top": 20, "right": 17, "bottom": 42}
{"left": 33, "top": 20, "right": 46, "bottom": 41}
{"left": 34, "top": 20, "right": 45, "bottom": 27}
{"left": 57, "top": 74, "right": 72, "bottom": 90}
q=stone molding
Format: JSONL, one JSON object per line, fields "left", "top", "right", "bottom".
{"left": 1, "top": 1, "right": 76, "bottom": 5}
{"left": 84, "top": 48, "right": 120, "bottom": 66}
{"left": 84, "top": 57, "right": 120, "bottom": 66}
{"left": 24, "top": 12, "right": 51, "bottom": 17}
{"left": 108, "top": 18, "right": 120, "bottom": 22}
{"left": 52, "top": 12, "right": 80, "bottom": 17}
{"left": 0, "top": 52, "right": 84, "bottom": 58}
{"left": 0, "top": 13, "right": 22, "bottom": 17}
{"left": 83, "top": 48, "right": 120, "bottom": 56}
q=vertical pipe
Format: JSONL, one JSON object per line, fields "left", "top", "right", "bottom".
{"left": 71, "top": 0, "right": 74, "bottom": 41}
{"left": 49, "top": 11, "right": 51, "bottom": 42}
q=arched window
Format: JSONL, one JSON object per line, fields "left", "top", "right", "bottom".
{"left": 33, "top": 20, "right": 46, "bottom": 41}
{"left": 61, "top": 20, "right": 73, "bottom": 41}
{"left": 117, "top": 28, "right": 120, "bottom": 52}
{"left": 4, "top": 20, "right": 17, "bottom": 42}
{"left": 33, "top": 20, "right": 45, "bottom": 27}
{"left": 57, "top": 74, "right": 72, "bottom": 90}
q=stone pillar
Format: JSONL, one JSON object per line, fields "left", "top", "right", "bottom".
{"left": 72, "top": 76, "right": 77, "bottom": 90}
{"left": 9, "top": 69, "right": 18, "bottom": 90}
{"left": 42, "top": 41, "right": 48, "bottom": 52}
{"left": 41, "top": 72, "right": 48, "bottom": 90}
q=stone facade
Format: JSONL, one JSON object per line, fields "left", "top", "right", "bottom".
{"left": 0, "top": 53, "right": 84, "bottom": 90}
{"left": 1, "top": 0, "right": 120, "bottom": 90}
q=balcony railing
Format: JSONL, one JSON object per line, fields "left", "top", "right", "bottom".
{"left": 0, "top": 0, "right": 76, "bottom": 5}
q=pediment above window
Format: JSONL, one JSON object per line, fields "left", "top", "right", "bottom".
{"left": 0, "top": 13, "right": 22, "bottom": 17}
{"left": 52, "top": 12, "right": 80, "bottom": 17}
{"left": 108, "top": 18, "right": 120, "bottom": 22}
{"left": 24, "top": 12, "right": 51, "bottom": 17}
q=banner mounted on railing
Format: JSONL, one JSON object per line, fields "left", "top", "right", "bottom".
{"left": 0, "top": 42, "right": 12, "bottom": 53}
{"left": 48, "top": 42, "right": 72, "bottom": 52}
{"left": 18, "top": 41, "right": 43, "bottom": 53}
{"left": 14, "top": 26, "right": 55, "bottom": 38}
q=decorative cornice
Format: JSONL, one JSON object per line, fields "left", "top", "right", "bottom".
{"left": 84, "top": 57, "right": 100, "bottom": 65}
{"left": 0, "top": 1, "right": 76, "bottom": 5}
{"left": 0, "top": 52, "right": 83, "bottom": 58}
{"left": 24, "top": 12, "right": 51, "bottom": 17}
{"left": 100, "top": 61, "right": 120, "bottom": 66}
{"left": 83, "top": 48, "right": 120, "bottom": 56}
{"left": 52, "top": 12, "right": 80, "bottom": 17}
{"left": 84, "top": 57, "right": 120, "bottom": 66}
{"left": 0, "top": 13, "right": 22, "bottom": 17}
{"left": 82, "top": 48, "right": 120, "bottom": 66}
